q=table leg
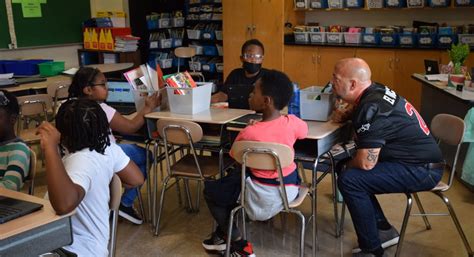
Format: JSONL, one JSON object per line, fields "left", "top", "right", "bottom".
{"left": 312, "top": 156, "right": 320, "bottom": 257}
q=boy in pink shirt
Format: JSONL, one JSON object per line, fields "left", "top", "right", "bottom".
{"left": 202, "top": 70, "right": 308, "bottom": 257}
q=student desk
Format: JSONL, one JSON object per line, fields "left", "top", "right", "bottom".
{"left": 228, "top": 119, "right": 349, "bottom": 257}
{"left": 0, "top": 188, "right": 73, "bottom": 257}
{"left": 143, "top": 108, "right": 254, "bottom": 223}
{"left": 85, "top": 62, "right": 134, "bottom": 74}
{"left": 3, "top": 75, "right": 71, "bottom": 96}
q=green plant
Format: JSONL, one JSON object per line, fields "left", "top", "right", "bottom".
{"left": 448, "top": 43, "right": 470, "bottom": 74}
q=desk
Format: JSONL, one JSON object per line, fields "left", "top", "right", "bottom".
{"left": 86, "top": 62, "right": 134, "bottom": 74}
{"left": 0, "top": 188, "right": 73, "bottom": 257}
{"left": 4, "top": 75, "right": 71, "bottom": 96}
{"left": 227, "top": 119, "right": 348, "bottom": 257}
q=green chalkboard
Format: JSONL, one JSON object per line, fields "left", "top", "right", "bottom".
{"left": 0, "top": 0, "right": 90, "bottom": 49}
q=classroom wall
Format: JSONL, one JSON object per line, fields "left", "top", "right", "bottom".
{"left": 305, "top": 9, "right": 474, "bottom": 27}
{"left": 0, "top": 0, "right": 127, "bottom": 69}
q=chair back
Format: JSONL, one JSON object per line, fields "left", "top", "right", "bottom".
{"left": 24, "top": 148, "right": 36, "bottom": 195}
{"left": 175, "top": 47, "right": 196, "bottom": 58}
{"left": 47, "top": 81, "right": 70, "bottom": 116}
{"left": 231, "top": 141, "right": 294, "bottom": 210}
{"left": 16, "top": 94, "right": 52, "bottom": 133}
{"left": 430, "top": 113, "right": 465, "bottom": 189}
{"left": 108, "top": 174, "right": 122, "bottom": 257}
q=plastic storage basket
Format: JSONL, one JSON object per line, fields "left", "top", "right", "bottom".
{"left": 166, "top": 82, "right": 212, "bottom": 114}
{"left": 299, "top": 86, "right": 335, "bottom": 121}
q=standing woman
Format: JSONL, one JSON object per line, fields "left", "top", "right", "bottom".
{"left": 68, "top": 67, "right": 161, "bottom": 225}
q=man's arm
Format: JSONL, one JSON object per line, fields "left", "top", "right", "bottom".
{"left": 347, "top": 147, "right": 381, "bottom": 170}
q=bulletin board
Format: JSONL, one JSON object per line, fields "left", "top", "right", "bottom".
{"left": 0, "top": 0, "right": 90, "bottom": 49}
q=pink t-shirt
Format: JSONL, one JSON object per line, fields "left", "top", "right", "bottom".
{"left": 234, "top": 114, "right": 308, "bottom": 179}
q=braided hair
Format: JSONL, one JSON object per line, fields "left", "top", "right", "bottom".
{"left": 68, "top": 67, "right": 101, "bottom": 98}
{"left": 55, "top": 98, "right": 110, "bottom": 154}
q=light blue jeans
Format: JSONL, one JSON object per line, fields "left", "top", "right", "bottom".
{"left": 118, "top": 143, "right": 150, "bottom": 207}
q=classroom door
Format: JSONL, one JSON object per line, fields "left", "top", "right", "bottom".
{"left": 356, "top": 49, "right": 396, "bottom": 89}
{"left": 316, "top": 47, "right": 356, "bottom": 86}
{"left": 284, "top": 45, "right": 318, "bottom": 89}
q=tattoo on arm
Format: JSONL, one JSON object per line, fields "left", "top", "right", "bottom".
{"left": 367, "top": 149, "right": 378, "bottom": 163}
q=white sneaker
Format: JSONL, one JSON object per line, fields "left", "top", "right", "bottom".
{"left": 352, "top": 226, "right": 399, "bottom": 253}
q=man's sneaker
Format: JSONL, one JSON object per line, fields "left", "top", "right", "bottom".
{"left": 202, "top": 230, "right": 227, "bottom": 251}
{"left": 118, "top": 204, "right": 143, "bottom": 225}
{"left": 352, "top": 226, "right": 399, "bottom": 253}
{"left": 226, "top": 240, "right": 256, "bottom": 257}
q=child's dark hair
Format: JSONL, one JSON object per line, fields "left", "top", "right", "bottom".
{"left": 241, "top": 39, "right": 264, "bottom": 55}
{"left": 68, "top": 67, "right": 101, "bottom": 98}
{"left": 0, "top": 90, "right": 19, "bottom": 117}
{"left": 55, "top": 98, "right": 110, "bottom": 154}
{"left": 259, "top": 70, "right": 293, "bottom": 110}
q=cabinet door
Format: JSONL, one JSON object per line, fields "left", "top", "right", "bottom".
{"left": 284, "top": 46, "right": 317, "bottom": 89}
{"left": 252, "top": 0, "right": 284, "bottom": 71}
{"left": 395, "top": 50, "right": 440, "bottom": 111}
{"left": 316, "top": 47, "right": 356, "bottom": 85}
{"left": 356, "top": 49, "right": 396, "bottom": 89}
{"left": 222, "top": 0, "right": 253, "bottom": 78}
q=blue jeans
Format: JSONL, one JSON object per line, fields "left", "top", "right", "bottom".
{"left": 337, "top": 161, "right": 443, "bottom": 252}
{"left": 119, "top": 144, "right": 150, "bottom": 207}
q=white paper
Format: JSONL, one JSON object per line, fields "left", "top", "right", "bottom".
{"left": 147, "top": 64, "right": 159, "bottom": 91}
{"left": 62, "top": 68, "right": 78, "bottom": 76}
{"left": 0, "top": 73, "right": 14, "bottom": 79}
{"left": 425, "top": 74, "right": 449, "bottom": 82}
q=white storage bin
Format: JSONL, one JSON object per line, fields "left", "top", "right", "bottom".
{"left": 189, "top": 44, "right": 204, "bottom": 55}
{"left": 309, "top": 32, "right": 327, "bottom": 43}
{"left": 215, "top": 30, "right": 223, "bottom": 40}
{"left": 159, "top": 38, "right": 173, "bottom": 49}
{"left": 216, "top": 63, "right": 224, "bottom": 73}
{"left": 158, "top": 18, "right": 171, "bottom": 28}
{"left": 458, "top": 34, "right": 474, "bottom": 46}
{"left": 343, "top": 32, "right": 362, "bottom": 44}
{"left": 149, "top": 41, "right": 159, "bottom": 49}
{"left": 187, "top": 29, "right": 201, "bottom": 40}
{"left": 294, "top": 32, "right": 310, "bottom": 43}
{"left": 327, "top": 32, "right": 344, "bottom": 44}
{"left": 328, "top": 0, "right": 344, "bottom": 8}
{"left": 159, "top": 59, "right": 173, "bottom": 69}
{"left": 171, "top": 17, "right": 185, "bottom": 27}
{"left": 189, "top": 61, "right": 202, "bottom": 71}
{"left": 217, "top": 45, "right": 223, "bottom": 56}
{"left": 167, "top": 82, "right": 212, "bottom": 114}
{"left": 299, "top": 86, "right": 335, "bottom": 121}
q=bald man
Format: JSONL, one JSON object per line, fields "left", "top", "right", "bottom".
{"left": 332, "top": 58, "right": 444, "bottom": 257}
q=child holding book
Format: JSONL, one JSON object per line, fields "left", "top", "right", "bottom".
{"left": 202, "top": 70, "right": 308, "bottom": 256}
{"left": 68, "top": 67, "right": 160, "bottom": 224}
{"left": 37, "top": 99, "right": 144, "bottom": 256}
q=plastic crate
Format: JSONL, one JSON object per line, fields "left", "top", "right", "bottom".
{"left": 343, "top": 33, "right": 362, "bottom": 44}
{"left": 215, "top": 30, "right": 223, "bottom": 40}
{"left": 309, "top": 32, "right": 327, "bottom": 43}
{"left": 158, "top": 59, "right": 173, "bottom": 69}
{"left": 38, "top": 61, "right": 65, "bottom": 77}
{"left": 189, "top": 61, "right": 202, "bottom": 71}
{"left": 328, "top": 0, "right": 344, "bottom": 8}
{"left": 216, "top": 45, "right": 223, "bottom": 56}
{"left": 418, "top": 33, "right": 437, "bottom": 47}
{"left": 385, "top": 0, "right": 407, "bottom": 7}
{"left": 327, "top": 32, "right": 344, "bottom": 44}
{"left": 190, "top": 44, "right": 204, "bottom": 55}
{"left": 173, "top": 38, "right": 183, "bottom": 48}
{"left": 309, "top": 0, "right": 329, "bottom": 8}
{"left": 166, "top": 82, "right": 212, "bottom": 114}
{"left": 3, "top": 59, "right": 52, "bottom": 76}
{"left": 171, "top": 17, "right": 185, "bottom": 27}
{"left": 379, "top": 33, "right": 398, "bottom": 45}
{"left": 407, "top": 0, "right": 425, "bottom": 7}
{"left": 201, "top": 62, "right": 216, "bottom": 73}
{"left": 458, "top": 34, "right": 474, "bottom": 46}
{"left": 216, "top": 63, "right": 224, "bottom": 73}
{"left": 187, "top": 29, "right": 201, "bottom": 40}
{"left": 159, "top": 38, "right": 173, "bottom": 49}
{"left": 203, "top": 45, "right": 218, "bottom": 56}
{"left": 201, "top": 30, "right": 215, "bottom": 40}
{"left": 428, "top": 0, "right": 450, "bottom": 6}
{"left": 345, "top": 0, "right": 364, "bottom": 7}
{"left": 294, "top": 32, "right": 310, "bottom": 43}
{"left": 437, "top": 34, "right": 457, "bottom": 47}
{"left": 367, "top": 0, "right": 384, "bottom": 7}
{"left": 454, "top": 0, "right": 471, "bottom": 5}
{"left": 157, "top": 18, "right": 171, "bottom": 28}
{"left": 362, "top": 33, "right": 381, "bottom": 44}
{"left": 399, "top": 34, "right": 417, "bottom": 46}
{"left": 299, "top": 86, "right": 335, "bottom": 121}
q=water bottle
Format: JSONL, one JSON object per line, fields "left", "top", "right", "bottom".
{"left": 288, "top": 82, "right": 300, "bottom": 117}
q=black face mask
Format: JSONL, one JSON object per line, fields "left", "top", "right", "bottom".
{"left": 242, "top": 62, "right": 261, "bottom": 74}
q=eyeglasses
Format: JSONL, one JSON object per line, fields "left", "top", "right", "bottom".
{"left": 242, "top": 53, "right": 264, "bottom": 60}
{"left": 0, "top": 92, "right": 10, "bottom": 106}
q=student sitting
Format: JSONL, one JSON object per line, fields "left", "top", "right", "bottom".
{"left": 37, "top": 99, "right": 144, "bottom": 257}
{"left": 0, "top": 90, "right": 31, "bottom": 191}
{"left": 68, "top": 67, "right": 160, "bottom": 224}
{"left": 202, "top": 70, "right": 308, "bottom": 256}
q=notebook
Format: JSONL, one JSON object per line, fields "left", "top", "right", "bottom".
{"left": 0, "top": 196, "right": 43, "bottom": 224}
{"left": 424, "top": 59, "right": 440, "bottom": 75}
{"left": 227, "top": 84, "right": 255, "bottom": 110}
{"left": 106, "top": 80, "right": 137, "bottom": 115}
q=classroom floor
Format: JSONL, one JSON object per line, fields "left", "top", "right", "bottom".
{"left": 34, "top": 166, "right": 474, "bottom": 257}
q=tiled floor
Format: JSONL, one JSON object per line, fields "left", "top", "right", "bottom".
{"left": 34, "top": 168, "right": 474, "bottom": 257}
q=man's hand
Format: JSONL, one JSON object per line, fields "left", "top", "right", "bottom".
{"left": 36, "top": 122, "right": 61, "bottom": 151}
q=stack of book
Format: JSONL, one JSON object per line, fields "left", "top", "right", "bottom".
{"left": 0, "top": 73, "right": 16, "bottom": 87}
{"left": 164, "top": 71, "right": 196, "bottom": 95}
{"left": 114, "top": 35, "right": 140, "bottom": 52}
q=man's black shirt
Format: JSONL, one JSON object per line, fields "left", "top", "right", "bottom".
{"left": 220, "top": 68, "right": 269, "bottom": 95}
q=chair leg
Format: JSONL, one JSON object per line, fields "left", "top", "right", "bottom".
{"left": 176, "top": 178, "right": 183, "bottom": 206}
{"left": 435, "top": 191, "right": 474, "bottom": 257}
{"left": 137, "top": 188, "right": 146, "bottom": 222}
{"left": 154, "top": 177, "right": 170, "bottom": 236}
{"left": 290, "top": 210, "right": 306, "bottom": 257}
{"left": 183, "top": 179, "right": 194, "bottom": 212}
{"left": 297, "top": 161, "right": 308, "bottom": 184}
{"left": 240, "top": 208, "right": 247, "bottom": 240}
{"left": 225, "top": 206, "right": 244, "bottom": 257}
{"left": 339, "top": 201, "right": 346, "bottom": 236}
{"left": 395, "top": 193, "right": 413, "bottom": 257}
{"left": 328, "top": 153, "right": 340, "bottom": 237}
{"left": 109, "top": 210, "right": 119, "bottom": 257}
{"left": 195, "top": 180, "right": 201, "bottom": 212}
{"left": 413, "top": 192, "right": 431, "bottom": 230}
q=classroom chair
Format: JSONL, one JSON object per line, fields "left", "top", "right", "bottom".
{"left": 174, "top": 47, "right": 205, "bottom": 81}
{"left": 46, "top": 81, "right": 70, "bottom": 118}
{"left": 225, "top": 141, "right": 310, "bottom": 257}
{"left": 109, "top": 174, "right": 122, "bottom": 257}
{"left": 23, "top": 148, "right": 37, "bottom": 195}
{"left": 395, "top": 114, "right": 473, "bottom": 257}
{"left": 16, "top": 94, "right": 52, "bottom": 144}
{"left": 154, "top": 119, "right": 222, "bottom": 236}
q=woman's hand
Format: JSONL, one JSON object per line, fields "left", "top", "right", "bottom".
{"left": 143, "top": 92, "right": 161, "bottom": 113}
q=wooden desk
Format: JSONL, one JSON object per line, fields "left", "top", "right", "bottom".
{"left": 4, "top": 75, "right": 71, "bottom": 95}
{"left": 0, "top": 188, "right": 73, "bottom": 257}
{"left": 86, "top": 62, "right": 134, "bottom": 74}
